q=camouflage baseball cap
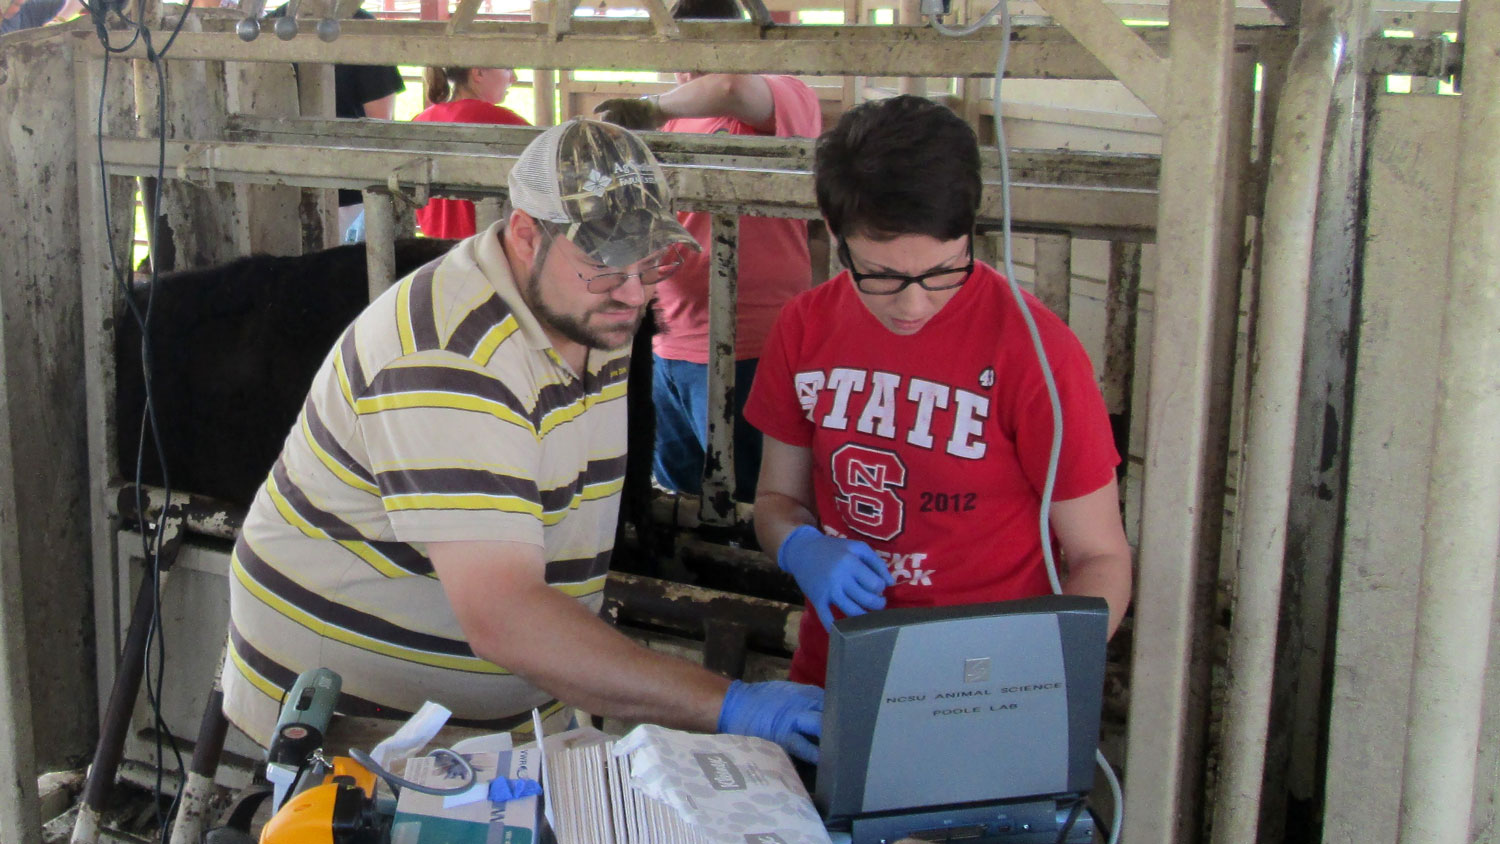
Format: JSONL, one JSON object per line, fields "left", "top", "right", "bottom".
{"left": 508, "top": 118, "right": 701, "bottom": 268}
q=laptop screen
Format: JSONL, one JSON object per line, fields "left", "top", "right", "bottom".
{"left": 815, "top": 595, "right": 1109, "bottom": 819}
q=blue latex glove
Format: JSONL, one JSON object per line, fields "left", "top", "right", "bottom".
{"left": 778, "top": 524, "right": 895, "bottom": 631}
{"left": 717, "top": 679, "right": 824, "bottom": 764}
{"left": 488, "top": 777, "right": 543, "bottom": 803}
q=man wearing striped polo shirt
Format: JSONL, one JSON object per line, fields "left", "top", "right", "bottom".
{"left": 222, "top": 118, "right": 823, "bottom": 764}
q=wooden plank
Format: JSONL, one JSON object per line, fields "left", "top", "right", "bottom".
{"left": 129, "top": 17, "right": 242, "bottom": 271}
{"left": 72, "top": 47, "right": 138, "bottom": 755}
{"left": 1122, "top": 1, "right": 1240, "bottom": 839}
{"left": 295, "top": 59, "right": 338, "bottom": 250}
{"left": 531, "top": 0, "right": 556, "bottom": 126}
{"left": 1033, "top": 233, "right": 1073, "bottom": 321}
{"left": 99, "top": 137, "right": 1161, "bottom": 234}
{"left": 1322, "top": 92, "right": 1457, "bottom": 844}
{"left": 227, "top": 59, "right": 309, "bottom": 257}
{"left": 89, "top": 20, "right": 1257, "bottom": 79}
{"left": 0, "top": 38, "right": 77, "bottom": 837}
{"left": 1032, "top": 0, "right": 1168, "bottom": 114}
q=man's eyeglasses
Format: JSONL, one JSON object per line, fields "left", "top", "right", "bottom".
{"left": 838, "top": 237, "right": 974, "bottom": 296}
{"left": 575, "top": 252, "right": 685, "bottom": 294}
{"left": 552, "top": 234, "right": 687, "bottom": 295}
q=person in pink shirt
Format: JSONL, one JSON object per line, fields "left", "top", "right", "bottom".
{"left": 593, "top": 0, "right": 821, "bottom": 503}
{"left": 413, "top": 66, "right": 532, "bottom": 239}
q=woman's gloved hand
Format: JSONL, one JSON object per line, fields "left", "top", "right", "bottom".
{"left": 717, "top": 679, "right": 824, "bottom": 763}
{"left": 777, "top": 524, "right": 894, "bottom": 631}
{"left": 592, "top": 95, "right": 667, "bottom": 131}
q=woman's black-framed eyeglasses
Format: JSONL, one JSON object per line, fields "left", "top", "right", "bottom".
{"left": 838, "top": 236, "right": 974, "bottom": 296}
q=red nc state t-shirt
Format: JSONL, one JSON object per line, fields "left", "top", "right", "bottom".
{"left": 744, "top": 262, "right": 1120, "bottom": 684}
{"left": 412, "top": 99, "right": 531, "bottom": 239}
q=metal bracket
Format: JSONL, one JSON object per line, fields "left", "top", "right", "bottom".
{"left": 385, "top": 156, "right": 433, "bottom": 212}
{"left": 115, "top": 485, "right": 187, "bottom": 572}
{"left": 174, "top": 142, "right": 218, "bottom": 190}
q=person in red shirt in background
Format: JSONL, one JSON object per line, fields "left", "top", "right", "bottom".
{"left": 744, "top": 95, "right": 1133, "bottom": 686}
{"left": 413, "top": 66, "right": 531, "bottom": 239}
{"left": 592, "top": 0, "right": 821, "bottom": 504}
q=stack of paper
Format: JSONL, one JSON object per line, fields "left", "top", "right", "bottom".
{"left": 544, "top": 725, "right": 831, "bottom": 844}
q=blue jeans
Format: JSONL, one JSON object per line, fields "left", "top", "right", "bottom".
{"left": 651, "top": 355, "right": 762, "bottom": 503}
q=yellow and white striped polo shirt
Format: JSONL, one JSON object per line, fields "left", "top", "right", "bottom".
{"left": 222, "top": 222, "right": 629, "bottom": 746}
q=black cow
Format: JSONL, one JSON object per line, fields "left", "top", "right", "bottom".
{"left": 114, "top": 239, "right": 659, "bottom": 560}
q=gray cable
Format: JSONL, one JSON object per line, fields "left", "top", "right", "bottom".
{"left": 925, "top": 4, "right": 1124, "bottom": 841}
{"left": 348, "top": 747, "right": 479, "bottom": 796}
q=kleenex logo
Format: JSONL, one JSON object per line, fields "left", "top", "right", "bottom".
{"left": 744, "top": 835, "right": 788, "bottom": 843}
{"left": 693, "top": 752, "right": 746, "bottom": 791}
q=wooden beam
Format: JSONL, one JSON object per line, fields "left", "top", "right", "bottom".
{"left": 1032, "top": 0, "right": 1168, "bottom": 114}
{"left": 445, "top": 0, "right": 483, "bottom": 34}
{"left": 81, "top": 19, "right": 1278, "bottom": 79}
{"left": 98, "top": 137, "right": 1161, "bottom": 234}
{"left": 1123, "top": 0, "right": 1241, "bottom": 839}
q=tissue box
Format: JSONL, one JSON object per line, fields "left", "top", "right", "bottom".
{"left": 545, "top": 724, "right": 830, "bottom": 844}
{"left": 390, "top": 746, "right": 546, "bottom": 844}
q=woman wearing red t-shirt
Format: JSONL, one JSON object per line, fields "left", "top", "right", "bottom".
{"left": 412, "top": 66, "right": 531, "bottom": 238}
{"left": 745, "top": 96, "right": 1133, "bottom": 686}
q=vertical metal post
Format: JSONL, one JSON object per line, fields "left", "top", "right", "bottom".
{"left": 841, "top": 0, "right": 862, "bottom": 110}
{"left": 1397, "top": 1, "right": 1500, "bottom": 840}
{"left": 0, "top": 545, "right": 39, "bottom": 841}
{"left": 75, "top": 49, "right": 136, "bottom": 733}
{"left": 896, "top": 0, "right": 926, "bottom": 97}
{"left": 1123, "top": 0, "right": 1239, "bottom": 840}
{"left": 296, "top": 61, "right": 339, "bottom": 250}
{"left": 1274, "top": 0, "right": 1376, "bottom": 830}
{"left": 1209, "top": 5, "right": 1344, "bottom": 842}
{"left": 363, "top": 190, "right": 398, "bottom": 301}
{"left": 1102, "top": 240, "right": 1141, "bottom": 460}
{"left": 0, "top": 47, "right": 50, "bottom": 836}
{"left": 531, "top": 0, "right": 557, "bottom": 126}
{"left": 700, "top": 213, "right": 739, "bottom": 527}
{"left": 0, "top": 404, "right": 40, "bottom": 841}
{"left": 74, "top": 46, "right": 139, "bottom": 842}
{"left": 1033, "top": 233, "right": 1072, "bottom": 322}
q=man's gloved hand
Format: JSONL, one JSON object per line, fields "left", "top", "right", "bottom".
{"left": 717, "top": 679, "right": 824, "bottom": 764}
{"left": 778, "top": 524, "right": 895, "bottom": 631}
{"left": 593, "top": 96, "right": 668, "bottom": 131}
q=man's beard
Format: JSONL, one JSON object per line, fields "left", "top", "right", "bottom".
{"left": 526, "top": 266, "right": 645, "bottom": 351}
